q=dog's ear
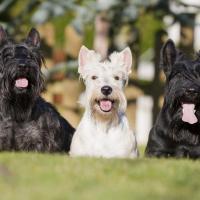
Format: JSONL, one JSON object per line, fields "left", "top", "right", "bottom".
{"left": 161, "top": 39, "right": 177, "bottom": 76}
{"left": 78, "top": 46, "right": 89, "bottom": 74}
{"left": 110, "top": 47, "right": 132, "bottom": 74}
{"left": 0, "top": 26, "right": 8, "bottom": 44}
{"left": 119, "top": 47, "right": 132, "bottom": 74}
{"left": 26, "top": 28, "right": 40, "bottom": 48}
{"left": 78, "top": 45, "right": 101, "bottom": 75}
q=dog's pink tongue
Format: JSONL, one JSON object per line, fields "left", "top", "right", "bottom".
{"left": 100, "top": 100, "right": 112, "bottom": 112}
{"left": 15, "top": 78, "right": 28, "bottom": 88}
{"left": 182, "top": 104, "right": 198, "bottom": 124}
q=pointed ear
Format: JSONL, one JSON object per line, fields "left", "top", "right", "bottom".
{"left": 119, "top": 47, "right": 132, "bottom": 74}
{"left": 160, "top": 39, "right": 177, "bottom": 76}
{"left": 0, "top": 26, "right": 8, "bottom": 44}
{"left": 26, "top": 28, "right": 40, "bottom": 48}
{"left": 78, "top": 46, "right": 89, "bottom": 73}
{"left": 111, "top": 47, "right": 132, "bottom": 74}
{"left": 78, "top": 45, "right": 98, "bottom": 75}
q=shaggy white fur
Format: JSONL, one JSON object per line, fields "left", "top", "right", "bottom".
{"left": 70, "top": 46, "right": 138, "bottom": 158}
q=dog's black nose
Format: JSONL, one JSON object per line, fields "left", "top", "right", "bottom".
{"left": 186, "top": 88, "right": 198, "bottom": 96}
{"left": 18, "top": 63, "right": 26, "bottom": 67}
{"left": 101, "top": 86, "right": 112, "bottom": 96}
{"left": 187, "top": 88, "right": 197, "bottom": 93}
{"left": 189, "top": 88, "right": 195, "bottom": 92}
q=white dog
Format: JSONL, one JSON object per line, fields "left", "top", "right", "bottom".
{"left": 70, "top": 46, "right": 138, "bottom": 158}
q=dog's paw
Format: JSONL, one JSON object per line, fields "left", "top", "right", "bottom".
{"left": 174, "top": 146, "right": 189, "bottom": 158}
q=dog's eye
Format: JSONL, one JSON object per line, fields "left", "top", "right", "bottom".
{"left": 91, "top": 76, "right": 98, "bottom": 80}
{"left": 114, "top": 76, "right": 120, "bottom": 80}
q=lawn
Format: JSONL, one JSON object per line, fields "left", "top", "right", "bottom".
{"left": 0, "top": 149, "right": 200, "bottom": 200}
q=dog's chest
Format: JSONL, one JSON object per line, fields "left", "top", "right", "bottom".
{"left": 70, "top": 119, "right": 136, "bottom": 158}
{"left": 87, "top": 127, "right": 128, "bottom": 149}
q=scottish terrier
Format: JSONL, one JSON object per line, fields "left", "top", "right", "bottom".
{"left": 145, "top": 39, "right": 200, "bottom": 158}
{"left": 0, "top": 26, "right": 74, "bottom": 152}
{"left": 70, "top": 46, "right": 138, "bottom": 158}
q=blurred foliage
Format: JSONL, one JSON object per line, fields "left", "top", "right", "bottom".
{"left": 83, "top": 25, "right": 95, "bottom": 49}
{"left": 135, "top": 12, "right": 164, "bottom": 54}
{"left": 0, "top": 0, "right": 199, "bottom": 50}
{"left": 52, "top": 13, "right": 74, "bottom": 48}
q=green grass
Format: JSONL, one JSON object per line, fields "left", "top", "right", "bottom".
{"left": 0, "top": 150, "right": 200, "bottom": 200}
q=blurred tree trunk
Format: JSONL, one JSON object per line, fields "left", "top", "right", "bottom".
{"left": 152, "top": 30, "right": 167, "bottom": 123}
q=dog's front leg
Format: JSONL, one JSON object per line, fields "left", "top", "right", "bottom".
{"left": 174, "top": 145, "right": 190, "bottom": 158}
{"left": 14, "top": 128, "right": 44, "bottom": 152}
{"left": 188, "top": 146, "right": 200, "bottom": 159}
{"left": 0, "top": 118, "right": 13, "bottom": 151}
{"left": 145, "top": 127, "right": 172, "bottom": 158}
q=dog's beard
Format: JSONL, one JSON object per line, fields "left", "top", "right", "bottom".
{"left": 1, "top": 68, "right": 43, "bottom": 99}
{"left": 88, "top": 89, "right": 127, "bottom": 125}
{"left": 166, "top": 96, "right": 200, "bottom": 144}
{"left": 166, "top": 87, "right": 198, "bottom": 122}
{"left": 0, "top": 68, "right": 44, "bottom": 122}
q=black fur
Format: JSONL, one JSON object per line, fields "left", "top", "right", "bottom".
{"left": 0, "top": 26, "right": 74, "bottom": 152}
{"left": 145, "top": 39, "right": 200, "bottom": 158}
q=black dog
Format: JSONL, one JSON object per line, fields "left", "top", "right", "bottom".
{"left": 0, "top": 26, "right": 74, "bottom": 152}
{"left": 145, "top": 39, "right": 200, "bottom": 158}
